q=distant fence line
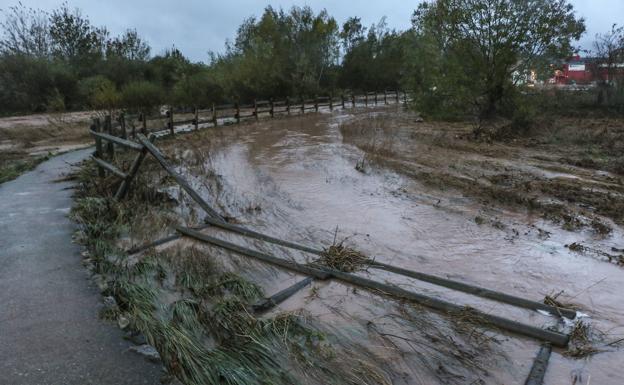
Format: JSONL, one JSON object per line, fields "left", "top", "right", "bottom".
{"left": 95, "top": 90, "right": 412, "bottom": 140}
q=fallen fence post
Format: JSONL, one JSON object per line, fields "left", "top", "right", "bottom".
{"left": 201, "top": 215, "right": 577, "bottom": 318}
{"left": 137, "top": 134, "right": 224, "bottom": 221}
{"left": 524, "top": 343, "right": 552, "bottom": 385}
{"left": 253, "top": 276, "right": 314, "bottom": 313}
{"left": 176, "top": 226, "right": 569, "bottom": 348}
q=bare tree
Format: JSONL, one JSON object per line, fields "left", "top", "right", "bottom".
{"left": 0, "top": 2, "right": 51, "bottom": 57}
{"left": 593, "top": 24, "right": 624, "bottom": 85}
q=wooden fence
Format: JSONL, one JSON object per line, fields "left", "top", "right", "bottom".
{"left": 94, "top": 90, "right": 411, "bottom": 140}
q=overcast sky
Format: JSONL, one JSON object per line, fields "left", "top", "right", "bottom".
{"left": 1, "top": 0, "right": 622, "bottom": 62}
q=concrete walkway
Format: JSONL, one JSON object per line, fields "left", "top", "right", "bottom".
{"left": 0, "top": 149, "right": 161, "bottom": 385}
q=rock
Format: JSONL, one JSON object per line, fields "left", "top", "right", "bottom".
{"left": 117, "top": 315, "right": 130, "bottom": 329}
{"left": 124, "top": 331, "right": 147, "bottom": 346}
{"left": 102, "top": 296, "right": 118, "bottom": 311}
{"left": 414, "top": 116, "right": 424, "bottom": 123}
{"left": 129, "top": 344, "right": 161, "bottom": 363}
{"left": 92, "top": 274, "right": 108, "bottom": 293}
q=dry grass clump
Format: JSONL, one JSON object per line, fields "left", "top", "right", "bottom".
{"left": 543, "top": 290, "right": 580, "bottom": 314}
{"left": 564, "top": 320, "right": 604, "bottom": 359}
{"left": 318, "top": 243, "right": 369, "bottom": 273}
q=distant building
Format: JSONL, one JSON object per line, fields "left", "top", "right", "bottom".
{"left": 552, "top": 55, "right": 624, "bottom": 85}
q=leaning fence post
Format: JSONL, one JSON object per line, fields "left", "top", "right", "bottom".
{"left": 286, "top": 96, "right": 290, "bottom": 115}
{"left": 194, "top": 107, "right": 199, "bottom": 130}
{"left": 104, "top": 114, "right": 114, "bottom": 159}
{"left": 93, "top": 119, "right": 105, "bottom": 177}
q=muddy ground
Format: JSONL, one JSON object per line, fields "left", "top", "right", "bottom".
{"left": 0, "top": 111, "right": 93, "bottom": 183}
{"left": 75, "top": 105, "right": 624, "bottom": 385}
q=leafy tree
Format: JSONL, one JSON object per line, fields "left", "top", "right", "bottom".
{"left": 106, "top": 29, "right": 150, "bottom": 61}
{"left": 121, "top": 80, "right": 164, "bottom": 113}
{"left": 412, "top": 0, "right": 586, "bottom": 120}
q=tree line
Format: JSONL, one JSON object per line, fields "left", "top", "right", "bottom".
{"left": 1, "top": 1, "right": 620, "bottom": 124}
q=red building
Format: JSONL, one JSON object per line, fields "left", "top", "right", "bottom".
{"left": 553, "top": 55, "right": 624, "bottom": 85}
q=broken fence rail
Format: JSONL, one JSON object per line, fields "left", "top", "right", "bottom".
{"left": 175, "top": 225, "right": 570, "bottom": 348}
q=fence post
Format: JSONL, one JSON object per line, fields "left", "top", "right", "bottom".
{"left": 300, "top": 96, "right": 305, "bottom": 114}
{"left": 212, "top": 103, "right": 217, "bottom": 126}
{"left": 119, "top": 112, "right": 127, "bottom": 139}
{"left": 104, "top": 114, "right": 114, "bottom": 159}
{"left": 403, "top": 90, "right": 407, "bottom": 105}
{"left": 384, "top": 90, "right": 388, "bottom": 105}
{"left": 194, "top": 107, "right": 199, "bottom": 130}
{"left": 365, "top": 93, "right": 368, "bottom": 107}
{"left": 286, "top": 96, "right": 290, "bottom": 115}
{"left": 235, "top": 102, "right": 241, "bottom": 124}
{"left": 253, "top": 99, "right": 258, "bottom": 121}
{"left": 269, "top": 98, "right": 274, "bottom": 118}
{"left": 94, "top": 119, "right": 105, "bottom": 177}
{"left": 314, "top": 96, "right": 319, "bottom": 112}
{"left": 351, "top": 94, "right": 355, "bottom": 108}
{"left": 341, "top": 94, "right": 345, "bottom": 109}
{"left": 374, "top": 92, "right": 378, "bottom": 105}
{"left": 141, "top": 111, "right": 147, "bottom": 134}
{"left": 395, "top": 90, "right": 400, "bottom": 103}
{"left": 167, "top": 109, "right": 174, "bottom": 136}
{"left": 329, "top": 95, "right": 333, "bottom": 111}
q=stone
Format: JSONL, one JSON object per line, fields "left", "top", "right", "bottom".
{"left": 129, "top": 344, "right": 161, "bottom": 363}
{"left": 117, "top": 315, "right": 130, "bottom": 329}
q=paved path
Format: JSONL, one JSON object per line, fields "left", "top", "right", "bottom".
{"left": 0, "top": 149, "right": 161, "bottom": 385}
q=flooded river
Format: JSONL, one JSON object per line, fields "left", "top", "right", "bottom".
{"left": 160, "top": 106, "right": 624, "bottom": 384}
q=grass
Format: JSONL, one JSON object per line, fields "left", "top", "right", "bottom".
{"left": 70, "top": 154, "right": 392, "bottom": 385}
{"left": 0, "top": 154, "right": 51, "bottom": 184}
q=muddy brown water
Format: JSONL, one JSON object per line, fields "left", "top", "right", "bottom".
{"left": 155, "top": 107, "right": 624, "bottom": 384}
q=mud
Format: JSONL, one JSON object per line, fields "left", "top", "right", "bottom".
{"left": 118, "top": 107, "right": 624, "bottom": 384}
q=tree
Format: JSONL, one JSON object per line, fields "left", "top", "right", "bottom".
{"left": 412, "top": 0, "right": 586, "bottom": 120}
{"left": 0, "top": 3, "right": 51, "bottom": 57}
{"left": 593, "top": 24, "right": 624, "bottom": 85}
{"left": 106, "top": 29, "right": 150, "bottom": 61}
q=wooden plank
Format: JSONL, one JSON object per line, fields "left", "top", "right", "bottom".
{"left": 114, "top": 137, "right": 151, "bottom": 200}
{"left": 91, "top": 156, "right": 127, "bottom": 179}
{"left": 104, "top": 115, "right": 114, "bottom": 159}
{"left": 525, "top": 343, "right": 552, "bottom": 385}
{"left": 176, "top": 227, "right": 570, "bottom": 347}
{"left": 253, "top": 276, "right": 314, "bottom": 313}
{"left": 137, "top": 134, "right": 224, "bottom": 221}
{"left": 89, "top": 130, "right": 144, "bottom": 151}
{"left": 93, "top": 119, "right": 105, "bottom": 178}
{"left": 202, "top": 215, "right": 577, "bottom": 319}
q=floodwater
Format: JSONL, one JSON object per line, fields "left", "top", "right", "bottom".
{"left": 161, "top": 106, "right": 624, "bottom": 384}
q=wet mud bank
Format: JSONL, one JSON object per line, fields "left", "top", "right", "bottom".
{"left": 74, "top": 106, "right": 624, "bottom": 384}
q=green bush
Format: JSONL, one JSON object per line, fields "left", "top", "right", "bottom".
{"left": 121, "top": 81, "right": 164, "bottom": 112}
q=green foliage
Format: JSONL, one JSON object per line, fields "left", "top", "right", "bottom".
{"left": 121, "top": 80, "right": 164, "bottom": 111}
{"left": 410, "top": 0, "right": 586, "bottom": 121}
{"left": 78, "top": 75, "right": 120, "bottom": 111}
